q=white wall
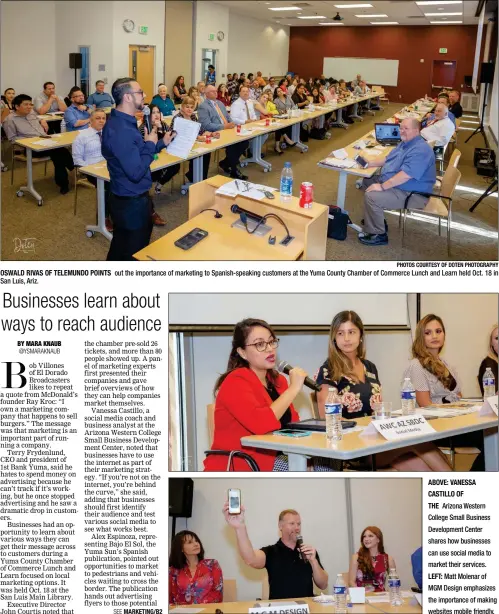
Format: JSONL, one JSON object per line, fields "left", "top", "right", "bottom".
{"left": 169, "top": 477, "right": 421, "bottom": 600}
{"left": 227, "top": 12, "right": 290, "bottom": 79}
{"left": 1, "top": 1, "right": 57, "bottom": 99}
{"left": 420, "top": 293, "right": 498, "bottom": 397}
{"left": 55, "top": 1, "right": 115, "bottom": 100}
{"left": 193, "top": 1, "right": 230, "bottom": 84}
{"left": 1, "top": 1, "right": 164, "bottom": 101}
{"left": 487, "top": 46, "right": 498, "bottom": 143}
{"left": 111, "top": 1, "right": 165, "bottom": 89}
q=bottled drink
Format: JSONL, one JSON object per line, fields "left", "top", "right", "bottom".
{"left": 280, "top": 161, "right": 293, "bottom": 203}
{"left": 333, "top": 573, "right": 347, "bottom": 613}
{"left": 401, "top": 377, "right": 416, "bottom": 415}
{"left": 60, "top": 119, "right": 66, "bottom": 133}
{"left": 325, "top": 387, "right": 342, "bottom": 442}
{"left": 483, "top": 367, "right": 496, "bottom": 400}
{"left": 388, "top": 568, "right": 403, "bottom": 606}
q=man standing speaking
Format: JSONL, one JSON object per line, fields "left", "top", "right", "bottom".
{"left": 102, "top": 78, "right": 172, "bottom": 260}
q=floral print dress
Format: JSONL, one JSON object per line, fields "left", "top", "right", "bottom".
{"left": 169, "top": 559, "right": 223, "bottom": 605}
{"left": 315, "top": 359, "right": 382, "bottom": 419}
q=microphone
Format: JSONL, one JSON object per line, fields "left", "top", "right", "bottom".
{"left": 142, "top": 105, "right": 152, "bottom": 134}
{"left": 230, "top": 203, "right": 264, "bottom": 223}
{"left": 277, "top": 360, "right": 321, "bottom": 392}
{"left": 296, "top": 535, "right": 308, "bottom": 563}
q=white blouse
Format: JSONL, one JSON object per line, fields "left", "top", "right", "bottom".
{"left": 403, "top": 358, "right": 462, "bottom": 404}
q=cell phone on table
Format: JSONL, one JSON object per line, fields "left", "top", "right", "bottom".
{"left": 174, "top": 228, "right": 208, "bottom": 250}
{"left": 228, "top": 488, "right": 241, "bottom": 515}
{"left": 354, "top": 154, "right": 369, "bottom": 169}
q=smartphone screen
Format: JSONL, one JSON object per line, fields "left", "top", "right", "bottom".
{"left": 355, "top": 154, "right": 369, "bottom": 169}
{"left": 228, "top": 488, "right": 241, "bottom": 515}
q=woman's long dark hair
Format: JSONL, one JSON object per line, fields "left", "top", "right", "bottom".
{"left": 169, "top": 531, "right": 205, "bottom": 569}
{"left": 214, "top": 318, "right": 279, "bottom": 395}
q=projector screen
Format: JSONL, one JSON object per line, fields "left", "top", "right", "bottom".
{"left": 169, "top": 293, "right": 410, "bottom": 327}
{"left": 323, "top": 57, "right": 399, "bottom": 86}
{"left": 472, "top": 5, "right": 485, "bottom": 93}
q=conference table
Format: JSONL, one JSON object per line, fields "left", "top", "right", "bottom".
{"left": 168, "top": 595, "right": 421, "bottom": 613}
{"left": 240, "top": 406, "right": 498, "bottom": 472}
{"left": 317, "top": 98, "right": 436, "bottom": 217}
{"left": 133, "top": 174, "right": 329, "bottom": 260}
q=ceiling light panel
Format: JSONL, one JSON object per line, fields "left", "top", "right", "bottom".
{"left": 334, "top": 3, "right": 373, "bottom": 7}
{"left": 355, "top": 14, "right": 389, "bottom": 18}
{"left": 269, "top": 6, "right": 301, "bottom": 10}
{"left": 370, "top": 21, "right": 399, "bottom": 25}
{"left": 297, "top": 15, "right": 326, "bottom": 19}
{"left": 424, "top": 12, "right": 463, "bottom": 16}
{"left": 429, "top": 20, "right": 463, "bottom": 23}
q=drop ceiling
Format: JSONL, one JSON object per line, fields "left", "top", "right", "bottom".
{"left": 213, "top": 0, "right": 479, "bottom": 26}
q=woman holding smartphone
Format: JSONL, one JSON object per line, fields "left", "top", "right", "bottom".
{"left": 169, "top": 530, "right": 223, "bottom": 605}
{"left": 204, "top": 318, "right": 307, "bottom": 472}
{"left": 316, "top": 310, "right": 452, "bottom": 471}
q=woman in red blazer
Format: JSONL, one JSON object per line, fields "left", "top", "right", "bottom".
{"left": 204, "top": 318, "right": 307, "bottom": 472}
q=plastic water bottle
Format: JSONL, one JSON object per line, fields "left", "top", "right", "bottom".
{"left": 325, "top": 387, "right": 342, "bottom": 442}
{"left": 401, "top": 377, "right": 416, "bottom": 415}
{"left": 60, "top": 119, "right": 66, "bottom": 133}
{"left": 333, "top": 573, "right": 347, "bottom": 613}
{"left": 388, "top": 568, "right": 403, "bottom": 606}
{"left": 483, "top": 368, "right": 496, "bottom": 399}
{"left": 280, "top": 161, "right": 293, "bottom": 203}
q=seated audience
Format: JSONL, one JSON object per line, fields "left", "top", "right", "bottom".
{"left": 448, "top": 90, "right": 463, "bottom": 119}
{"left": 187, "top": 86, "right": 202, "bottom": 110}
{"left": 145, "top": 98, "right": 214, "bottom": 197}
{"left": 203, "top": 318, "right": 307, "bottom": 471}
{"left": 263, "top": 77, "right": 277, "bottom": 97}
{"left": 172, "top": 76, "right": 187, "bottom": 104}
{"left": 277, "top": 78, "right": 288, "bottom": 95}
{"left": 354, "top": 80, "right": 370, "bottom": 97}
{"left": 217, "top": 83, "right": 231, "bottom": 107}
{"left": 288, "top": 77, "right": 298, "bottom": 97}
{"left": 197, "top": 81, "right": 207, "bottom": 103}
{"left": 151, "top": 84, "right": 175, "bottom": 117}
{"left": 230, "top": 86, "right": 268, "bottom": 157}
{"left": 86, "top": 80, "right": 115, "bottom": 108}
{"left": 311, "top": 86, "right": 324, "bottom": 105}
{"left": 291, "top": 84, "right": 310, "bottom": 109}
{"left": 351, "top": 73, "right": 363, "bottom": 88}
{"left": 323, "top": 84, "right": 338, "bottom": 104}
{"left": 72, "top": 109, "right": 112, "bottom": 231}
{"left": 223, "top": 505, "right": 328, "bottom": 598}
{"left": 273, "top": 88, "right": 297, "bottom": 154}
{"left": 250, "top": 79, "right": 262, "bottom": 101}
{"left": 169, "top": 531, "right": 223, "bottom": 605}
{"left": 422, "top": 95, "right": 456, "bottom": 127}
{"left": 197, "top": 85, "right": 248, "bottom": 180}
{"left": 4, "top": 94, "right": 74, "bottom": 194}
{"left": 256, "top": 71, "right": 267, "bottom": 87}
{"left": 358, "top": 118, "right": 436, "bottom": 247}
{"left": 64, "top": 89, "right": 91, "bottom": 131}
{"left": 349, "top": 527, "right": 395, "bottom": 592}
{"left": 420, "top": 103, "right": 455, "bottom": 147}
{"left": 259, "top": 92, "right": 278, "bottom": 117}
{"left": 227, "top": 74, "right": 238, "bottom": 98}
{"left": 478, "top": 324, "right": 498, "bottom": 396}
{"left": 248, "top": 72, "right": 254, "bottom": 83}
{"left": 34, "top": 81, "right": 67, "bottom": 115}
{"left": 205, "top": 64, "right": 217, "bottom": 86}
{"left": 1, "top": 88, "right": 15, "bottom": 122}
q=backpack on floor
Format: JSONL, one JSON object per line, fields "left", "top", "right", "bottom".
{"left": 309, "top": 127, "right": 326, "bottom": 140}
{"left": 299, "top": 126, "right": 309, "bottom": 142}
{"left": 327, "top": 206, "right": 352, "bottom": 241}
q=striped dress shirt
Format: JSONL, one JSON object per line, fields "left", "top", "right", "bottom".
{"left": 72, "top": 127, "right": 104, "bottom": 166}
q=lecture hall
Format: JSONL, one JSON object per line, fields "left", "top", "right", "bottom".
{"left": 1, "top": 0, "right": 497, "bottom": 261}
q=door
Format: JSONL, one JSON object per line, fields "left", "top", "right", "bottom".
{"left": 129, "top": 45, "right": 155, "bottom": 103}
{"left": 201, "top": 48, "right": 217, "bottom": 83}
{"left": 79, "top": 46, "right": 90, "bottom": 97}
{"left": 431, "top": 60, "right": 457, "bottom": 93}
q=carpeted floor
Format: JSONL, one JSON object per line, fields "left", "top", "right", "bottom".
{"left": 1, "top": 103, "right": 497, "bottom": 261}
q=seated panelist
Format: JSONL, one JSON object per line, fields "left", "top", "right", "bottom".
{"left": 223, "top": 503, "right": 328, "bottom": 599}
{"left": 349, "top": 526, "right": 396, "bottom": 592}
{"left": 203, "top": 318, "right": 307, "bottom": 472}
{"left": 316, "top": 310, "right": 382, "bottom": 419}
{"left": 169, "top": 530, "right": 223, "bottom": 605}
{"left": 477, "top": 324, "right": 498, "bottom": 396}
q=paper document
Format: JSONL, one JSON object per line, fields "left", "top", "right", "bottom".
{"left": 332, "top": 148, "right": 348, "bottom": 159}
{"left": 216, "top": 180, "right": 277, "bottom": 202}
{"left": 320, "top": 157, "right": 357, "bottom": 169}
{"left": 31, "top": 140, "right": 55, "bottom": 146}
{"left": 165, "top": 116, "right": 201, "bottom": 159}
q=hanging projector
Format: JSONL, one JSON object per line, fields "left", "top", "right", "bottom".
{"left": 333, "top": 12, "right": 344, "bottom": 21}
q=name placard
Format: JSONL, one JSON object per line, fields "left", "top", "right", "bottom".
{"left": 479, "top": 395, "right": 498, "bottom": 417}
{"left": 249, "top": 602, "right": 310, "bottom": 614}
{"left": 361, "top": 415, "right": 435, "bottom": 440}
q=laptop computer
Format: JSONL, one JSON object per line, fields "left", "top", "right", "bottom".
{"left": 375, "top": 123, "right": 402, "bottom": 146}
{"left": 288, "top": 419, "right": 357, "bottom": 432}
